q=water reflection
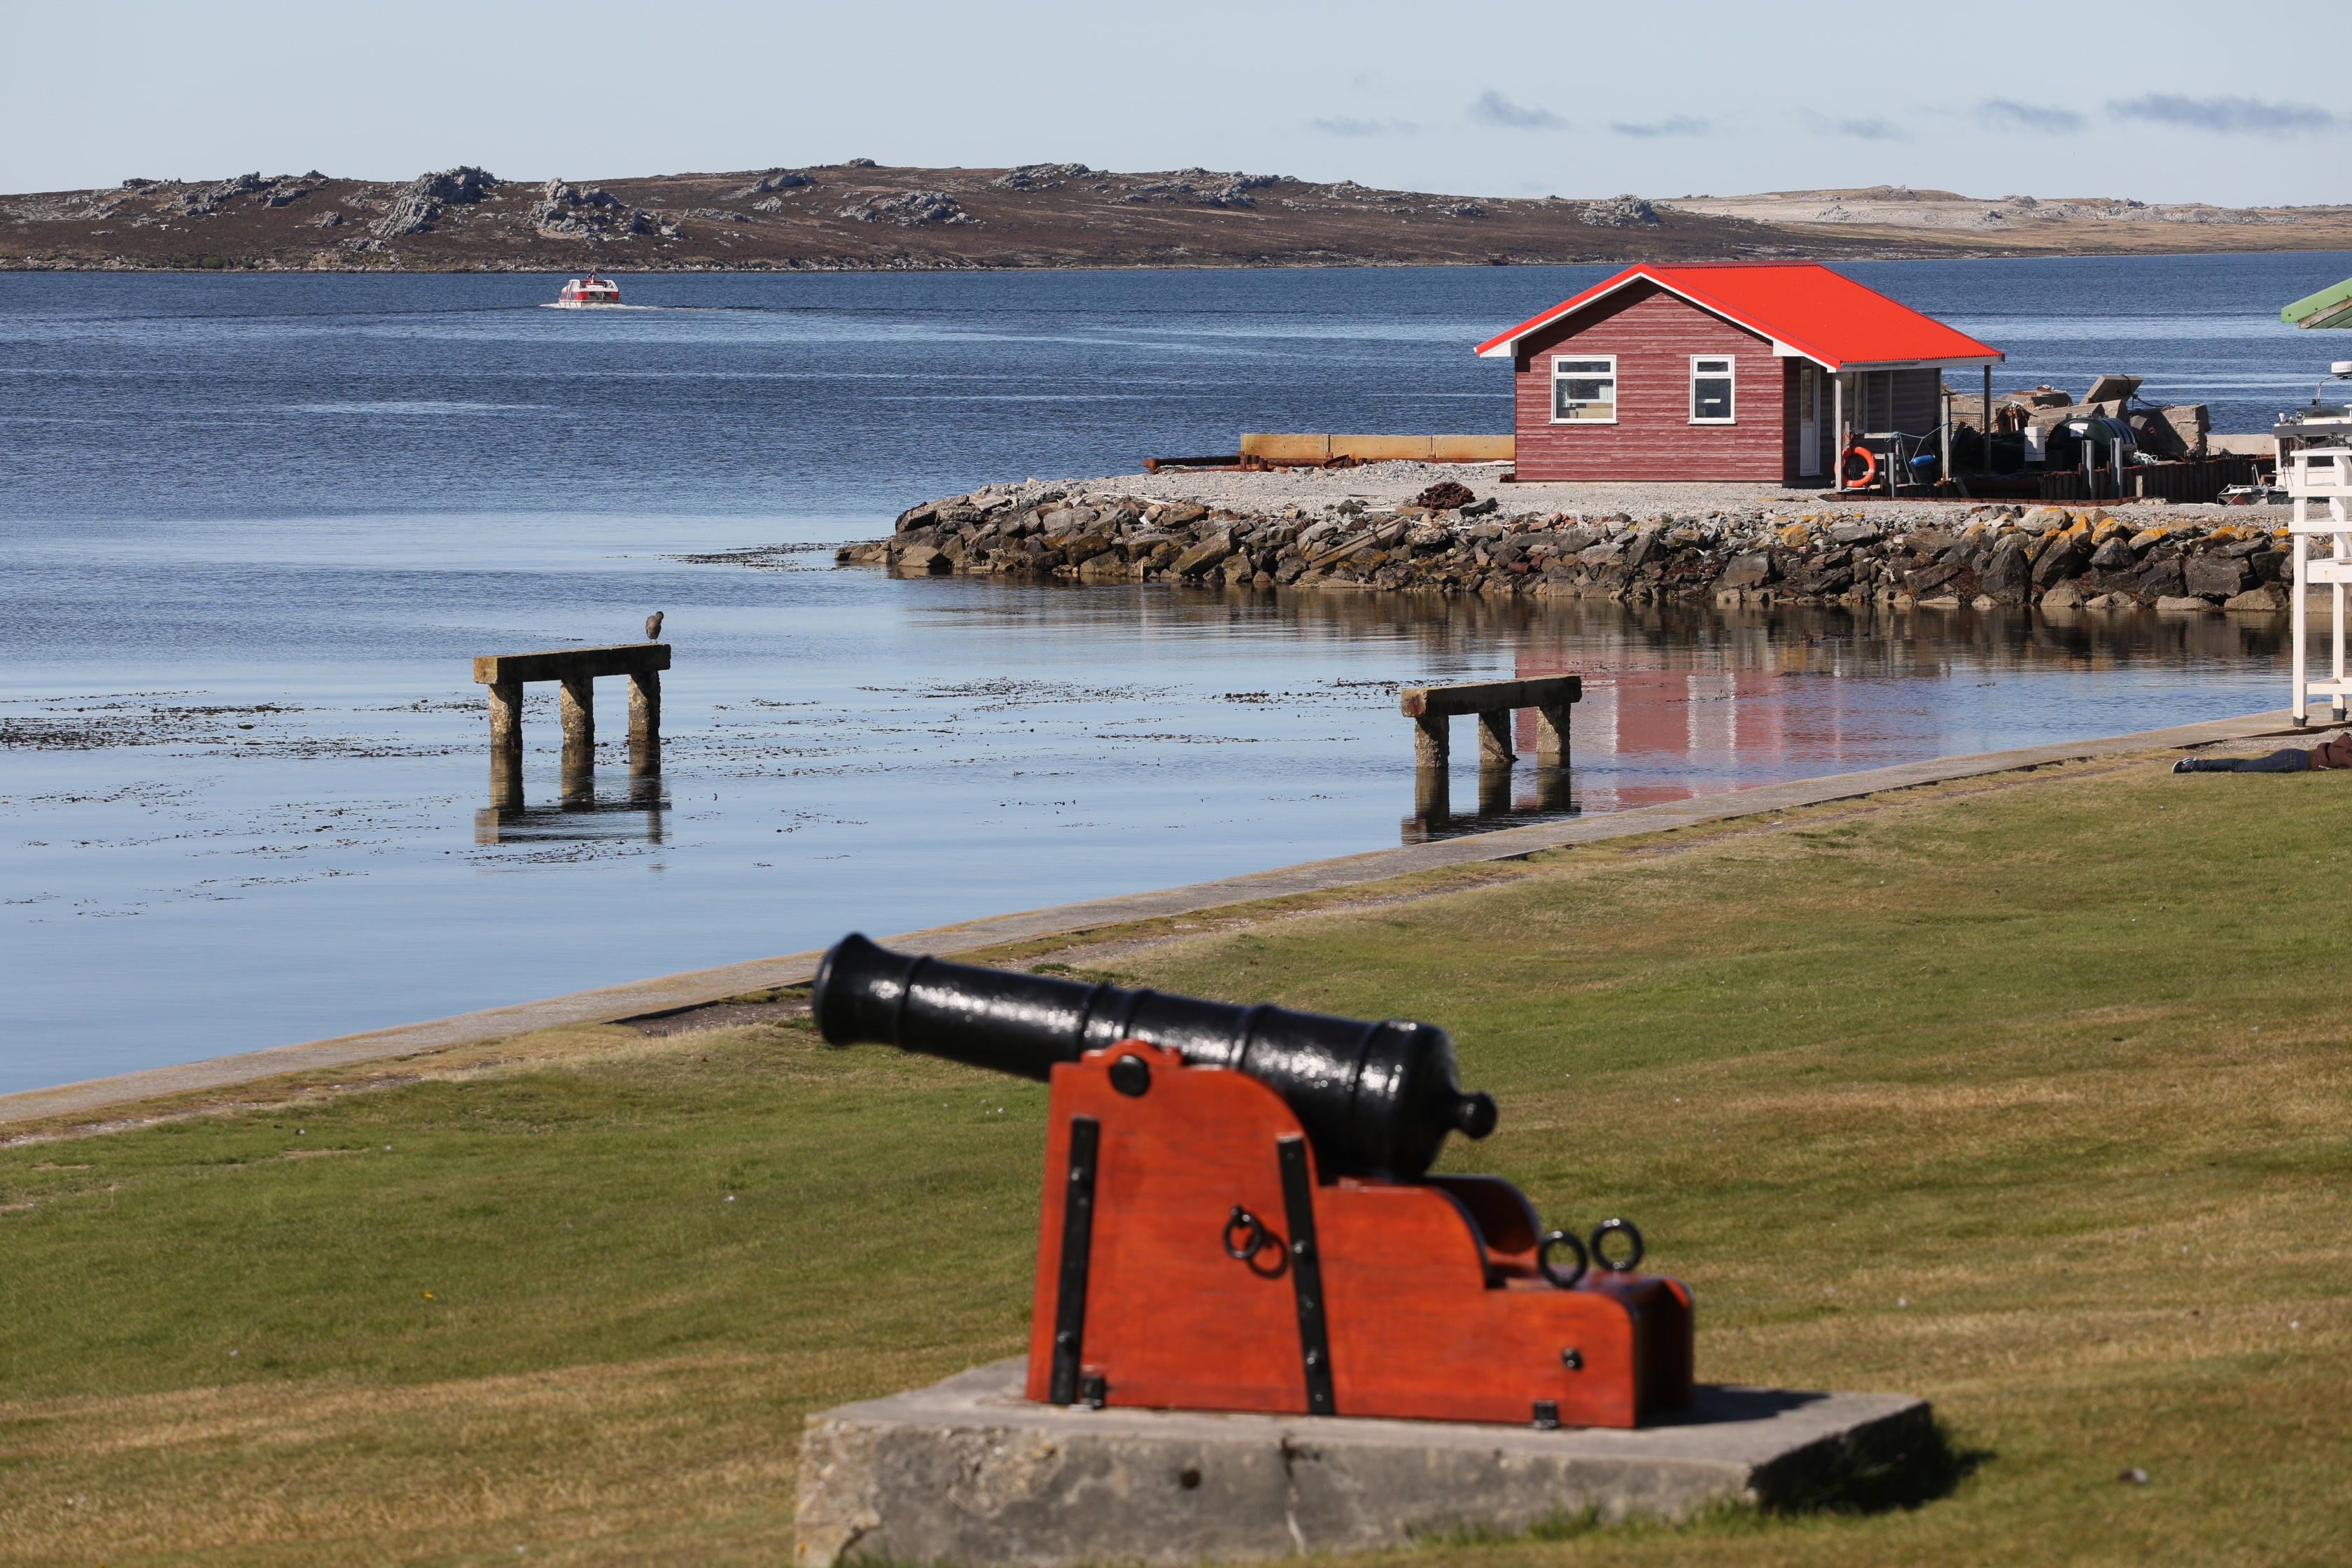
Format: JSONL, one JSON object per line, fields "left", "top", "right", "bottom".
{"left": 475, "top": 769, "right": 668, "bottom": 846}
{"left": 1401, "top": 764, "right": 1576, "bottom": 844}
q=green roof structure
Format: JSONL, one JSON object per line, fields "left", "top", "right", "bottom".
{"left": 2282, "top": 276, "right": 2352, "bottom": 328}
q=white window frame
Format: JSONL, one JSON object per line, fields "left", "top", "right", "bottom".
{"left": 1690, "top": 355, "right": 1736, "bottom": 424}
{"left": 1550, "top": 354, "right": 1618, "bottom": 425}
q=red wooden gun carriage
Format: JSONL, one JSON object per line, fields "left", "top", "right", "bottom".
{"left": 815, "top": 935, "right": 1692, "bottom": 1429}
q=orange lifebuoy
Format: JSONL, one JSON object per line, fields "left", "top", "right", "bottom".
{"left": 1839, "top": 443, "right": 1878, "bottom": 489}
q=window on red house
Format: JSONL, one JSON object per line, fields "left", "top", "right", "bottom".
{"left": 1691, "top": 357, "right": 1734, "bottom": 423}
{"left": 1552, "top": 356, "right": 1616, "bottom": 423}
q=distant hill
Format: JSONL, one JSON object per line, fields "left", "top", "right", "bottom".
{"left": 8, "top": 164, "right": 2350, "bottom": 272}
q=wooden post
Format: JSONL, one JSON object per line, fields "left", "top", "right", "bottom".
{"left": 1534, "top": 701, "right": 1571, "bottom": 767}
{"left": 487, "top": 678, "right": 523, "bottom": 768}
{"left": 560, "top": 674, "right": 594, "bottom": 777}
{"left": 629, "top": 669, "right": 662, "bottom": 774}
{"left": 1476, "top": 708, "right": 1515, "bottom": 766}
{"left": 1982, "top": 365, "right": 1994, "bottom": 472}
{"left": 1413, "top": 714, "right": 1449, "bottom": 769}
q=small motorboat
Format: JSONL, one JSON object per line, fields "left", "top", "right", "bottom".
{"left": 553, "top": 273, "right": 622, "bottom": 307}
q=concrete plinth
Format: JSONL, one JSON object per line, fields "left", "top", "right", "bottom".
{"left": 794, "top": 1359, "right": 1931, "bottom": 1568}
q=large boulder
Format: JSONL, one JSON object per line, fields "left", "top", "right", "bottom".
{"left": 1170, "top": 531, "right": 1235, "bottom": 577}
{"left": 2184, "top": 554, "right": 2254, "bottom": 600}
{"left": 1982, "top": 540, "right": 2034, "bottom": 602}
{"left": 2133, "top": 557, "right": 2186, "bottom": 599}
{"left": 1718, "top": 551, "right": 1774, "bottom": 589}
{"left": 2031, "top": 533, "right": 2092, "bottom": 588}
{"left": 2224, "top": 584, "right": 2289, "bottom": 612}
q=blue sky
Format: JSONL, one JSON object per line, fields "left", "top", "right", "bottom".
{"left": 7, "top": 0, "right": 2337, "bottom": 205}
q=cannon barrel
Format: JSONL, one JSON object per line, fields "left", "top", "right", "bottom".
{"left": 812, "top": 933, "right": 1497, "bottom": 1180}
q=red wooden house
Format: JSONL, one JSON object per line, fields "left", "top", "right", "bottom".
{"left": 1474, "top": 262, "right": 2003, "bottom": 485}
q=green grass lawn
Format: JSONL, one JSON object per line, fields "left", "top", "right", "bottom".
{"left": 3, "top": 755, "right": 2347, "bottom": 1566}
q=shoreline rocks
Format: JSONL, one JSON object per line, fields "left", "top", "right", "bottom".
{"left": 838, "top": 486, "right": 2300, "bottom": 612}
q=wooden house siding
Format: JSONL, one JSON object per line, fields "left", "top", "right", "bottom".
{"left": 1511, "top": 282, "right": 1788, "bottom": 482}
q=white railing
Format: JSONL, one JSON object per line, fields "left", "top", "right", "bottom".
{"left": 2284, "top": 449, "right": 2352, "bottom": 724}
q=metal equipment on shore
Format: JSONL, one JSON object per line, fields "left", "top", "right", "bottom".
{"left": 812, "top": 933, "right": 1694, "bottom": 1429}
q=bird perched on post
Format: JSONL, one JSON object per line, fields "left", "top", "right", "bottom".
{"left": 644, "top": 611, "right": 664, "bottom": 641}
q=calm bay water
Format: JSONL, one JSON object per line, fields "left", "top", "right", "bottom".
{"left": 1, "top": 255, "right": 2337, "bottom": 1091}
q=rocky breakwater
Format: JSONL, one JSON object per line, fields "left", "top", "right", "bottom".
{"left": 839, "top": 486, "right": 2300, "bottom": 614}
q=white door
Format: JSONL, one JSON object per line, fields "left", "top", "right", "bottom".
{"left": 1798, "top": 365, "right": 1821, "bottom": 477}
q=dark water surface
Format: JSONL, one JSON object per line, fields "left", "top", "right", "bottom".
{"left": 1, "top": 258, "right": 2332, "bottom": 1091}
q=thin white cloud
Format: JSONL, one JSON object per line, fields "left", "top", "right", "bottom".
{"left": 1611, "top": 116, "right": 1711, "bottom": 139}
{"left": 1807, "top": 113, "right": 1910, "bottom": 141}
{"left": 1469, "top": 91, "right": 1567, "bottom": 131}
{"left": 2108, "top": 94, "right": 2339, "bottom": 135}
{"left": 1310, "top": 116, "right": 1418, "bottom": 136}
{"left": 1977, "top": 99, "right": 2085, "bottom": 134}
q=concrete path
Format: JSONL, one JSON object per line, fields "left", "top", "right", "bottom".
{"left": 0, "top": 706, "right": 2308, "bottom": 1127}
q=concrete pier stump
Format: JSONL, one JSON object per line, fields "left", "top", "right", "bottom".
{"left": 1411, "top": 713, "right": 1448, "bottom": 769}
{"left": 487, "top": 678, "right": 524, "bottom": 769}
{"left": 1536, "top": 701, "right": 1573, "bottom": 767}
{"left": 1401, "top": 676, "right": 1579, "bottom": 777}
{"left": 1477, "top": 708, "right": 1516, "bottom": 765}
{"left": 472, "top": 643, "right": 669, "bottom": 790}
{"left": 629, "top": 670, "right": 662, "bottom": 775}
{"left": 559, "top": 675, "right": 595, "bottom": 776}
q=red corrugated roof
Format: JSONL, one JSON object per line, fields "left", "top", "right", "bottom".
{"left": 1474, "top": 262, "right": 2001, "bottom": 371}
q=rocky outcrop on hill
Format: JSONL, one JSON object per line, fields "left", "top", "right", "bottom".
{"left": 839, "top": 486, "right": 2295, "bottom": 613}
{"left": 836, "top": 190, "right": 976, "bottom": 225}
{"left": 734, "top": 172, "right": 815, "bottom": 197}
{"left": 993, "top": 163, "right": 1092, "bottom": 190}
{"left": 529, "top": 178, "right": 658, "bottom": 239}
{"left": 1581, "top": 195, "right": 1660, "bottom": 227}
{"left": 1114, "top": 170, "right": 1279, "bottom": 209}
{"left": 372, "top": 166, "right": 499, "bottom": 237}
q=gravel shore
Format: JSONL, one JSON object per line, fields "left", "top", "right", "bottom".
{"left": 1041, "top": 460, "right": 2279, "bottom": 530}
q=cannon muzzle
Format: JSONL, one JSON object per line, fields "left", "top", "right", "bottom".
{"left": 811, "top": 933, "right": 1495, "bottom": 1180}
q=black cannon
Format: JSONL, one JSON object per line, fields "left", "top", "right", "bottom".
{"left": 811, "top": 932, "right": 1692, "bottom": 1427}
{"left": 811, "top": 932, "right": 1497, "bottom": 1180}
